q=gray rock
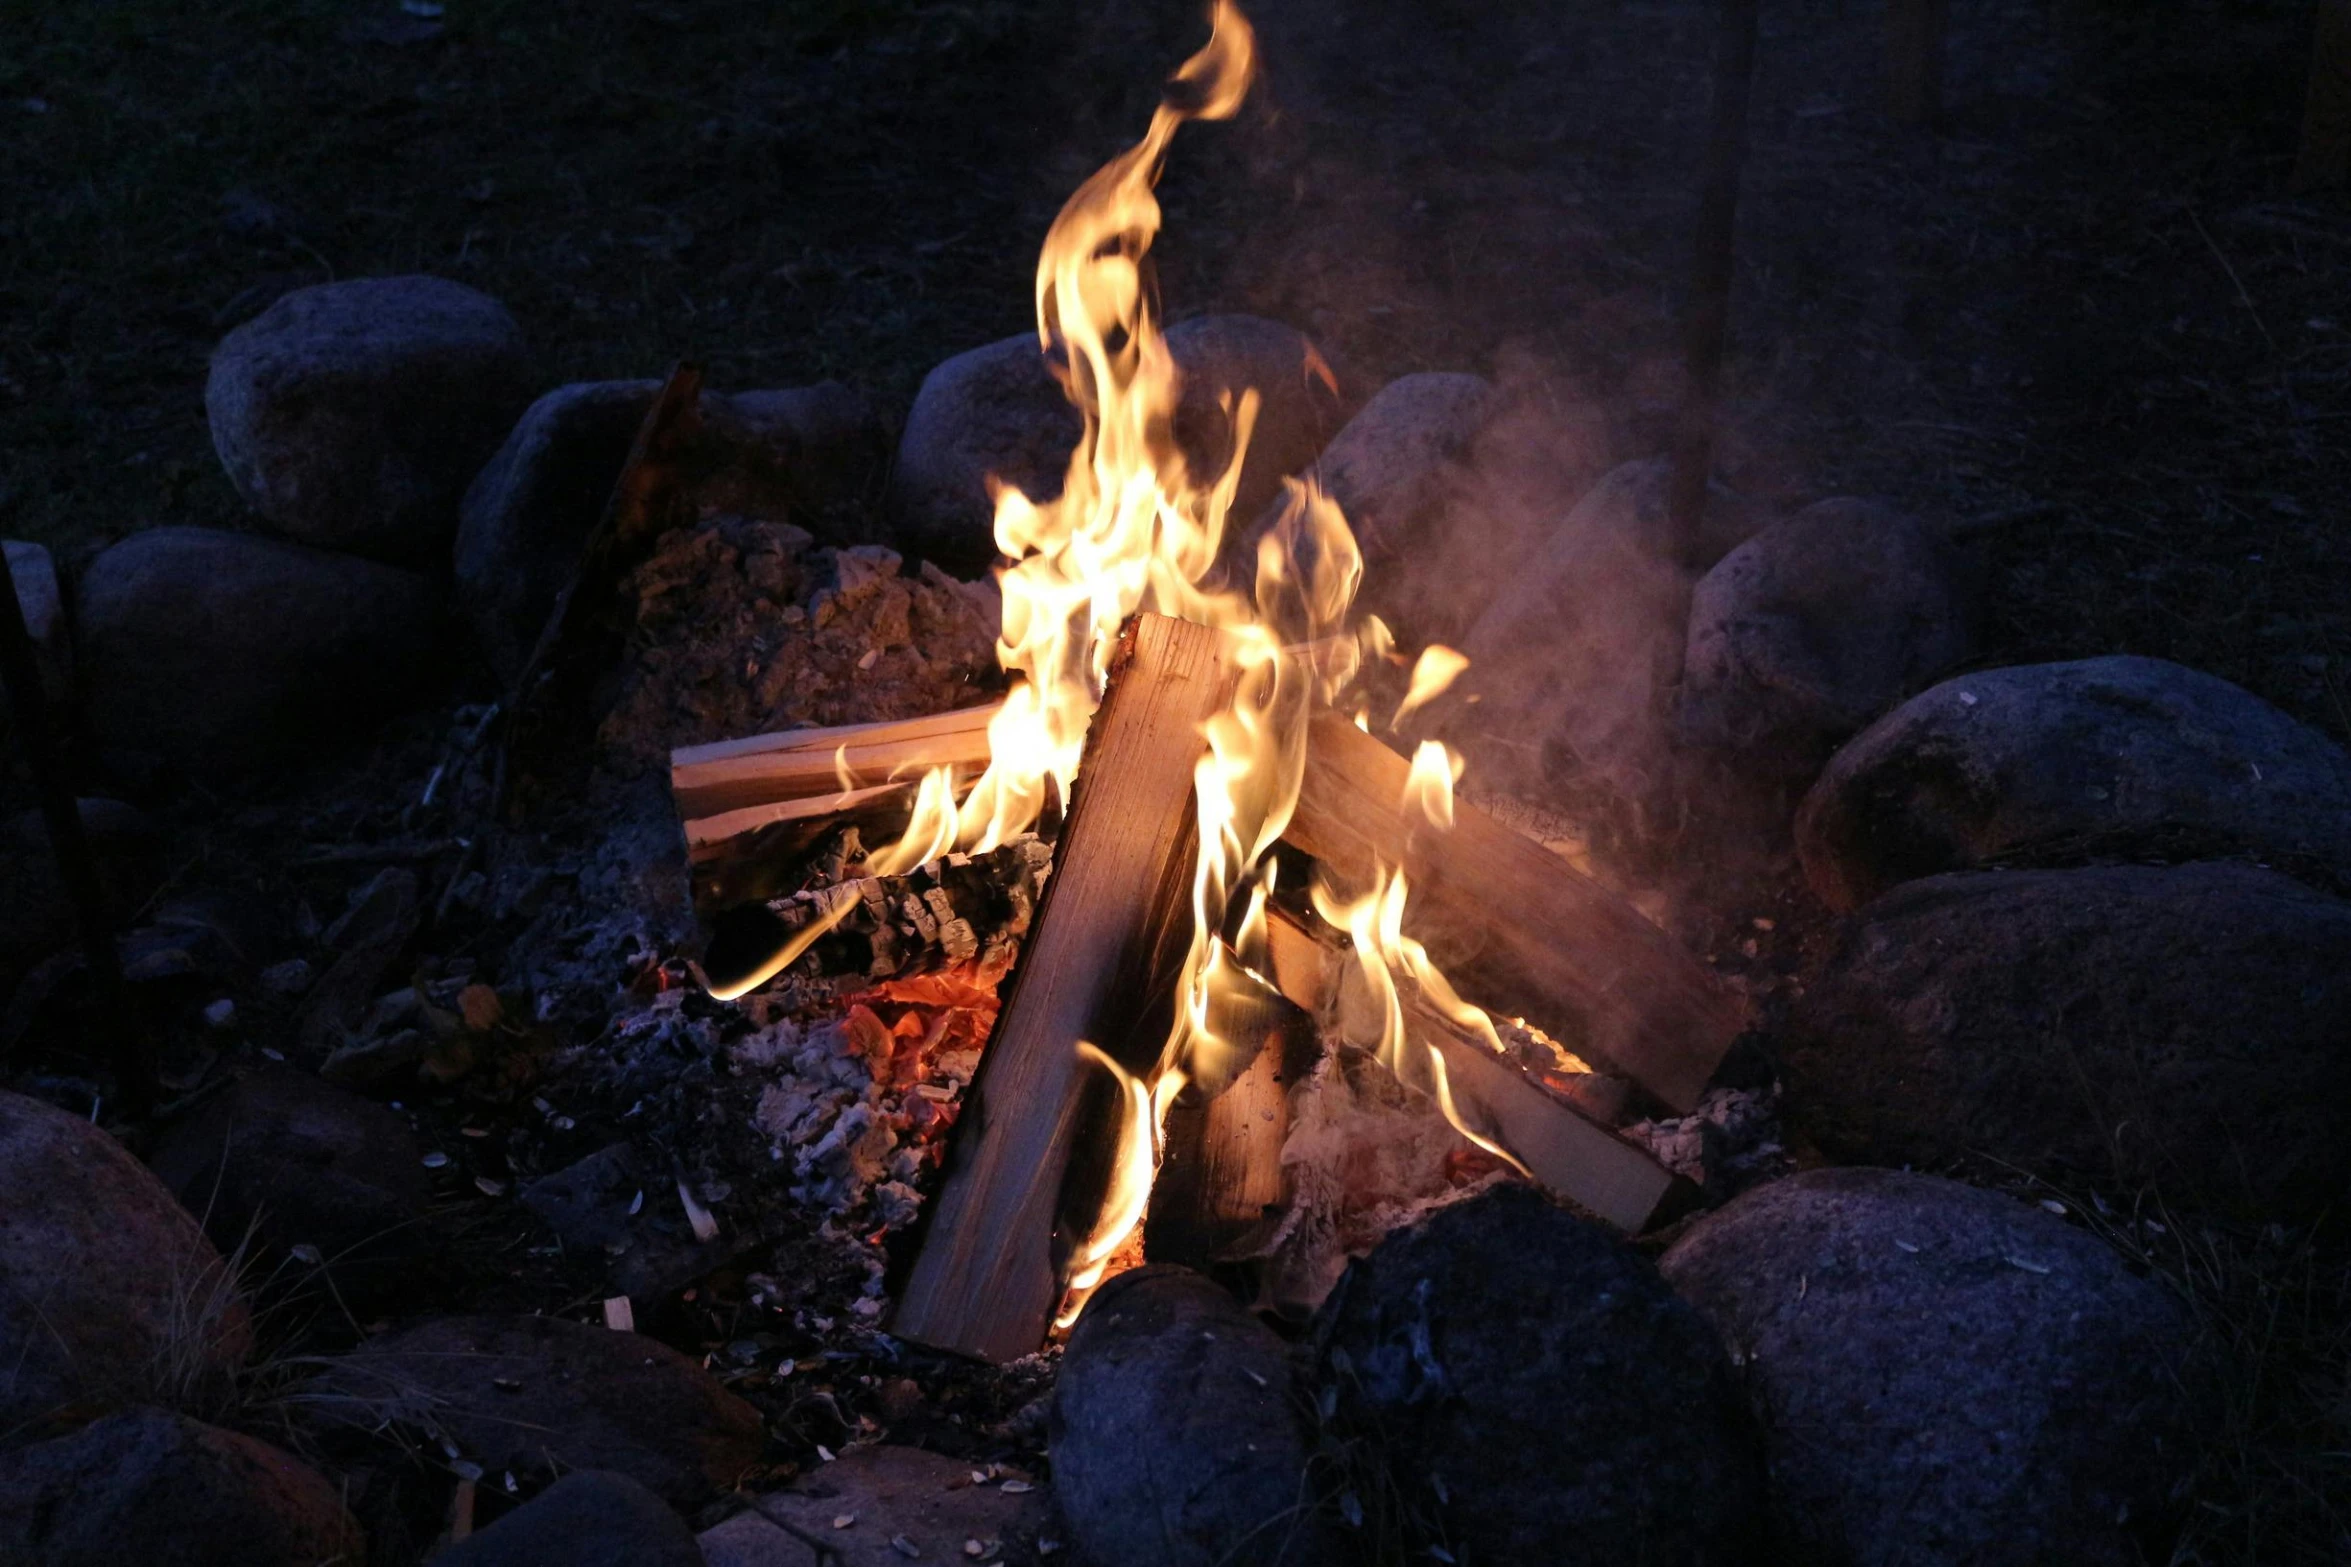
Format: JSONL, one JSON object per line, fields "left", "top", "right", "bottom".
{"left": 1304, "top": 371, "right": 1493, "bottom": 572}
{"left": 1461, "top": 458, "right": 1759, "bottom": 798}
{"left": 1054, "top": 1267, "right": 1339, "bottom": 1567}
{"left": 699, "top": 381, "right": 890, "bottom": 525}
{"left": 304, "top": 1313, "right": 763, "bottom": 1507}
{"left": 452, "top": 379, "right": 876, "bottom": 683}
{"left": 438, "top": 1470, "right": 698, "bottom": 1567}
{"left": 886, "top": 335, "right": 1079, "bottom": 573}
{"left": 0, "top": 800, "right": 161, "bottom": 983}
{"left": 148, "top": 1069, "right": 430, "bottom": 1312}
{"left": 1784, "top": 863, "right": 2351, "bottom": 1216}
{"left": 887, "top": 316, "right": 1344, "bottom": 573}
{"left": 0, "top": 1408, "right": 365, "bottom": 1567}
{"left": 700, "top": 1446, "right": 1054, "bottom": 1567}
{"left": 1310, "top": 1184, "right": 1763, "bottom": 1566}
{"left": 78, "top": 526, "right": 444, "bottom": 777}
{"left": 1679, "top": 497, "right": 1980, "bottom": 763}
{"left": 1796, "top": 655, "right": 2351, "bottom": 909}
{"left": 1661, "top": 1169, "right": 2209, "bottom": 1567}
{"left": 5, "top": 539, "right": 70, "bottom": 705}
{"left": 0, "top": 1090, "right": 251, "bottom": 1442}
{"left": 1164, "top": 313, "right": 1347, "bottom": 530}
{"left": 205, "top": 274, "right": 531, "bottom": 562}
{"left": 454, "top": 378, "right": 662, "bottom": 683}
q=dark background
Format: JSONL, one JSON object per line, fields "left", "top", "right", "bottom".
{"left": 4, "top": 0, "right": 2343, "bottom": 742}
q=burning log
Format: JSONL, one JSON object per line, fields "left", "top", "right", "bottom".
{"left": 1286, "top": 711, "right": 1744, "bottom": 1112}
{"left": 670, "top": 703, "right": 998, "bottom": 818}
{"left": 673, "top": 698, "right": 1743, "bottom": 1109}
{"left": 890, "top": 613, "right": 1237, "bottom": 1363}
{"left": 1142, "top": 960, "right": 1318, "bottom": 1270}
{"left": 1261, "top": 908, "right": 1678, "bottom": 1234}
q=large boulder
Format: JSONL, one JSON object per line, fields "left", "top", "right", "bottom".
{"left": 1678, "top": 498, "right": 1979, "bottom": 764}
{"left": 1164, "top": 313, "right": 1347, "bottom": 528}
{"left": 148, "top": 1070, "right": 431, "bottom": 1312}
{"left": 205, "top": 274, "right": 531, "bottom": 562}
{"left": 1784, "top": 863, "right": 2351, "bottom": 1215}
{"left": 0, "top": 1091, "right": 251, "bottom": 1442}
{"left": 1661, "top": 1169, "right": 2208, "bottom": 1567}
{"left": 454, "top": 378, "right": 662, "bottom": 683}
{"left": 1309, "top": 1184, "right": 1763, "bottom": 1565}
{"left": 1460, "top": 458, "right": 1759, "bottom": 799}
{"left": 887, "top": 316, "right": 1345, "bottom": 573}
{"left": 0, "top": 799, "right": 161, "bottom": 983}
{"left": 452, "top": 380, "right": 877, "bottom": 682}
{"left": 437, "top": 1470, "right": 698, "bottom": 1567}
{"left": 885, "top": 335, "right": 1078, "bottom": 573}
{"left": 698, "top": 381, "right": 890, "bottom": 526}
{"left": 5, "top": 539, "right": 70, "bottom": 705}
{"left": 303, "top": 1314, "right": 763, "bottom": 1507}
{"left": 1054, "top": 1267, "right": 1339, "bottom": 1567}
{"left": 0, "top": 1408, "right": 366, "bottom": 1567}
{"left": 1796, "top": 655, "right": 2351, "bottom": 909}
{"left": 700, "top": 1446, "right": 1054, "bottom": 1567}
{"left": 1310, "top": 373, "right": 1494, "bottom": 562}
{"left": 77, "top": 526, "right": 444, "bottom": 777}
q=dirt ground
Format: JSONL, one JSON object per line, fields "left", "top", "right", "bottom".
{"left": 5, "top": 0, "right": 2349, "bottom": 1561}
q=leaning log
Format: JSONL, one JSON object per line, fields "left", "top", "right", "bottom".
{"left": 1262, "top": 908, "right": 1677, "bottom": 1233}
{"left": 890, "top": 614, "right": 1236, "bottom": 1364}
{"left": 1284, "top": 711, "right": 1744, "bottom": 1112}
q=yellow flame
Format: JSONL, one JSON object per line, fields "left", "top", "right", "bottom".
{"left": 733, "top": 2, "right": 1543, "bottom": 1296}
{"left": 1392, "top": 644, "right": 1469, "bottom": 729}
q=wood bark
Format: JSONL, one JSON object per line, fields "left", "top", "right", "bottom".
{"left": 1284, "top": 710, "right": 1744, "bottom": 1111}
{"left": 890, "top": 614, "right": 1236, "bottom": 1363}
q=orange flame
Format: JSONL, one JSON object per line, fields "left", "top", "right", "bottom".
{"left": 789, "top": 3, "right": 1539, "bottom": 1305}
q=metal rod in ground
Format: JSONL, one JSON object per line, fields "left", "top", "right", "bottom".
{"left": 0, "top": 528, "right": 145, "bottom": 1108}
{"left": 1665, "top": 0, "right": 1763, "bottom": 571}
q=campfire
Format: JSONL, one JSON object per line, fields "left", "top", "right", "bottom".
{"left": 11, "top": 2, "right": 2330, "bottom": 1564}
{"left": 665, "top": 1, "right": 1740, "bottom": 1364}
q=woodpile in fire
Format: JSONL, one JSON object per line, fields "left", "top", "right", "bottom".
{"left": 5, "top": 5, "right": 2350, "bottom": 1567}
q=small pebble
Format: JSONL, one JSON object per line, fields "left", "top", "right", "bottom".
{"left": 832, "top": 1514, "right": 857, "bottom": 1530}
{"left": 421, "top": 1151, "right": 450, "bottom": 1169}
{"left": 201, "top": 998, "right": 236, "bottom": 1029}
{"left": 891, "top": 1536, "right": 921, "bottom": 1559}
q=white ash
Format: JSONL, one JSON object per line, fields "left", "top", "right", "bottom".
{"left": 1244, "top": 1042, "right": 1511, "bottom": 1316}
{"left": 1625, "top": 1083, "right": 1789, "bottom": 1197}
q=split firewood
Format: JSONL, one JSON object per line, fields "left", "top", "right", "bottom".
{"left": 671, "top": 702, "right": 999, "bottom": 817}
{"left": 1285, "top": 710, "right": 1744, "bottom": 1111}
{"left": 1261, "top": 907, "right": 1677, "bottom": 1234}
{"left": 891, "top": 613, "right": 1237, "bottom": 1364}
{"left": 1142, "top": 957, "right": 1318, "bottom": 1270}
{"left": 675, "top": 694, "right": 1742, "bottom": 1110}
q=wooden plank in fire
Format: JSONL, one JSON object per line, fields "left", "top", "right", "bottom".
{"left": 890, "top": 613, "right": 1236, "bottom": 1363}
{"left": 1284, "top": 711, "right": 1745, "bottom": 1112}
{"left": 1262, "top": 908, "right": 1676, "bottom": 1234}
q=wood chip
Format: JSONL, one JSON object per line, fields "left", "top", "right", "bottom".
{"left": 891, "top": 1536, "right": 922, "bottom": 1558}
{"left": 602, "top": 1296, "right": 635, "bottom": 1332}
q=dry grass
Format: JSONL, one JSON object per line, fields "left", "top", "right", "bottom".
{"left": 1992, "top": 1169, "right": 2351, "bottom": 1567}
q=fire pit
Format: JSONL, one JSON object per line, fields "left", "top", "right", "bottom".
{"left": 4, "top": 4, "right": 2348, "bottom": 1566}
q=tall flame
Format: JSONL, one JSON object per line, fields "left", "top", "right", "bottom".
{"left": 843, "top": 3, "right": 1510, "bottom": 1309}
